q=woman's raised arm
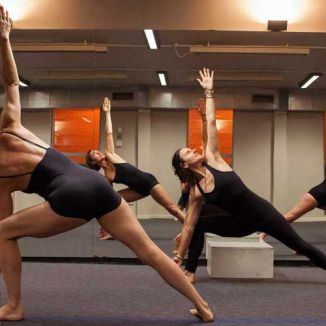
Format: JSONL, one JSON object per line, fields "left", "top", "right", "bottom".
{"left": 0, "top": 7, "right": 21, "bottom": 130}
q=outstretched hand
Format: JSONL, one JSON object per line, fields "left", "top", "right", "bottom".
{"left": 196, "top": 68, "right": 214, "bottom": 91}
{"left": 102, "top": 97, "right": 111, "bottom": 112}
{"left": 0, "top": 6, "right": 12, "bottom": 40}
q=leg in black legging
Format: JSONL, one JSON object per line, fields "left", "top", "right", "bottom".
{"left": 185, "top": 215, "right": 225, "bottom": 273}
{"left": 260, "top": 213, "right": 326, "bottom": 270}
{"left": 185, "top": 219, "right": 205, "bottom": 273}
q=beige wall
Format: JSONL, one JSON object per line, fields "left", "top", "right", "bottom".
{"left": 233, "top": 111, "right": 273, "bottom": 201}
{"left": 287, "top": 112, "right": 324, "bottom": 218}
{"left": 150, "top": 110, "right": 188, "bottom": 217}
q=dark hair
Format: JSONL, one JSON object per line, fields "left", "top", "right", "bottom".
{"left": 172, "top": 148, "right": 197, "bottom": 187}
{"left": 85, "top": 149, "right": 101, "bottom": 171}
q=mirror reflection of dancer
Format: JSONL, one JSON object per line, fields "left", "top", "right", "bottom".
{"left": 0, "top": 10, "right": 213, "bottom": 321}
{"left": 172, "top": 68, "right": 326, "bottom": 274}
{"left": 260, "top": 180, "right": 326, "bottom": 240}
{"left": 86, "top": 98, "right": 185, "bottom": 240}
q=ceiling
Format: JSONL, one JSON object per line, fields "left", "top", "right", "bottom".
{"left": 5, "top": 0, "right": 326, "bottom": 90}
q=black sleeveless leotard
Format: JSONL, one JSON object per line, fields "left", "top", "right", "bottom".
{"left": 308, "top": 179, "right": 326, "bottom": 208}
{"left": 194, "top": 163, "right": 326, "bottom": 270}
{"left": 196, "top": 164, "right": 278, "bottom": 234}
{"left": 0, "top": 131, "right": 121, "bottom": 220}
{"left": 113, "top": 162, "right": 158, "bottom": 196}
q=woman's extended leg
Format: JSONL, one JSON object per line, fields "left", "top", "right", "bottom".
{"left": 0, "top": 202, "right": 87, "bottom": 321}
{"left": 260, "top": 213, "right": 326, "bottom": 270}
{"left": 99, "top": 188, "right": 144, "bottom": 240}
{"left": 150, "top": 184, "right": 185, "bottom": 223}
{"left": 98, "top": 199, "right": 213, "bottom": 321}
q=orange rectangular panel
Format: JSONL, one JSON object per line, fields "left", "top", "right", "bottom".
{"left": 53, "top": 108, "right": 100, "bottom": 163}
{"left": 188, "top": 108, "right": 233, "bottom": 165}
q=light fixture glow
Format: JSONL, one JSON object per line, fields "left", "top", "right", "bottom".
{"left": 144, "top": 29, "right": 158, "bottom": 50}
{"left": 157, "top": 71, "right": 167, "bottom": 86}
{"left": 2, "top": 0, "right": 29, "bottom": 21}
{"left": 249, "top": 0, "right": 305, "bottom": 23}
{"left": 299, "top": 73, "right": 322, "bottom": 89}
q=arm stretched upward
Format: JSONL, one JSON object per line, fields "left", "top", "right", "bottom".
{"left": 197, "top": 68, "right": 231, "bottom": 170}
{"left": 0, "top": 7, "right": 21, "bottom": 130}
{"left": 102, "top": 97, "right": 125, "bottom": 163}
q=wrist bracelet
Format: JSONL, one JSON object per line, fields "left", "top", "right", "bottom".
{"left": 204, "top": 89, "right": 214, "bottom": 95}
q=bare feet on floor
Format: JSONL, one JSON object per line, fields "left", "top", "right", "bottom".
{"left": 99, "top": 228, "right": 114, "bottom": 240}
{"left": 0, "top": 303, "right": 24, "bottom": 321}
{"left": 190, "top": 305, "right": 214, "bottom": 322}
{"left": 184, "top": 270, "right": 196, "bottom": 283}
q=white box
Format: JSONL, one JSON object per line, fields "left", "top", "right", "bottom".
{"left": 207, "top": 240, "right": 274, "bottom": 278}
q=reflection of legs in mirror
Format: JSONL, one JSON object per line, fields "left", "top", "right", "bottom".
{"left": 98, "top": 200, "right": 213, "bottom": 322}
{"left": 0, "top": 202, "right": 86, "bottom": 321}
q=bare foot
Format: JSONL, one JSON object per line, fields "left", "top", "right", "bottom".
{"left": 184, "top": 270, "right": 196, "bottom": 284}
{"left": 190, "top": 306, "right": 214, "bottom": 322}
{"left": 99, "top": 228, "right": 114, "bottom": 240}
{"left": 100, "top": 234, "right": 114, "bottom": 240}
{"left": 0, "top": 303, "right": 24, "bottom": 321}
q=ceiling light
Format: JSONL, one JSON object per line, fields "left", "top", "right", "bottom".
{"left": 144, "top": 29, "right": 159, "bottom": 50}
{"left": 19, "top": 76, "right": 30, "bottom": 87}
{"left": 157, "top": 71, "right": 168, "bottom": 86}
{"left": 299, "top": 73, "right": 322, "bottom": 89}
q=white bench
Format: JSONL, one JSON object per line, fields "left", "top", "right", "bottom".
{"left": 206, "top": 235, "right": 274, "bottom": 278}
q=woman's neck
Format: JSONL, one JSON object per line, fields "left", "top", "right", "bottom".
{"left": 190, "top": 163, "right": 207, "bottom": 180}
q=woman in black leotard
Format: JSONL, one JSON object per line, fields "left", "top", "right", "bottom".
{"left": 173, "top": 99, "right": 232, "bottom": 284}
{"left": 0, "top": 9, "right": 213, "bottom": 322}
{"left": 171, "top": 68, "right": 326, "bottom": 274}
{"left": 176, "top": 186, "right": 230, "bottom": 283}
{"left": 260, "top": 179, "right": 326, "bottom": 240}
{"left": 85, "top": 98, "right": 185, "bottom": 239}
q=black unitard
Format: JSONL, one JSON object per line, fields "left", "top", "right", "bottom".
{"left": 308, "top": 179, "right": 326, "bottom": 208}
{"left": 179, "top": 191, "right": 247, "bottom": 273}
{"left": 113, "top": 162, "right": 158, "bottom": 196}
{"left": 0, "top": 131, "right": 121, "bottom": 220}
{"left": 192, "top": 163, "right": 326, "bottom": 270}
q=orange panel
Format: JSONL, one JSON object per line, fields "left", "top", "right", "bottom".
{"left": 53, "top": 108, "right": 100, "bottom": 164}
{"left": 188, "top": 108, "right": 233, "bottom": 165}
